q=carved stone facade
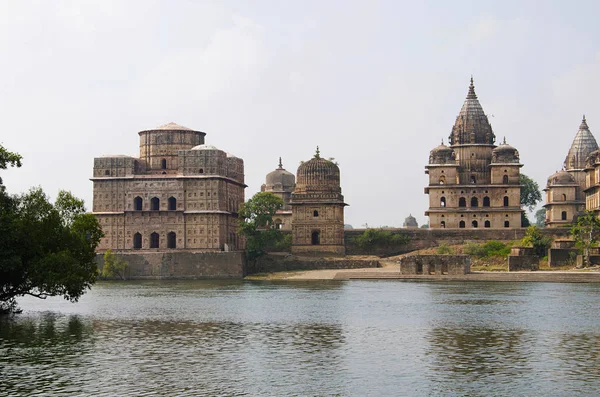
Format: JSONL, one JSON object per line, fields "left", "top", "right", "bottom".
{"left": 290, "top": 150, "right": 346, "bottom": 256}
{"left": 260, "top": 157, "right": 295, "bottom": 230}
{"left": 425, "top": 78, "right": 523, "bottom": 229}
{"left": 91, "top": 122, "right": 246, "bottom": 252}
{"left": 545, "top": 117, "right": 598, "bottom": 227}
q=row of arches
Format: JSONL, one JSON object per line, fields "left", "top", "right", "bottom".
{"left": 439, "top": 220, "right": 510, "bottom": 228}
{"left": 132, "top": 232, "right": 177, "bottom": 249}
{"left": 438, "top": 175, "right": 510, "bottom": 185}
{"left": 441, "top": 196, "right": 510, "bottom": 208}
{"left": 133, "top": 196, "right": 177, "bottom": 211}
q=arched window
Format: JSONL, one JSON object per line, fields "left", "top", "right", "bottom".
{"left": 168, "top": 197, "right": 177, "bottom": 211}
{"left": 104, "top": 170, "right": 110, "bottom": 176}
{"left": 471, "top": 175, "right": 476, "bottom": 184}
{"left": 161, "top": 159, "right": 167, "bottom": 169}
{"left": 134, "top": 197, "right": 143, "bottom": 211}
{"left": 483, "top": 196, "right": 490, "bottom": 207}
{"left": 471, "top": 197, "right": 479, "bottom": 207}
{"left": 484, "top": 220, "right": 491, "bottom": 228}
{"left": 503, "top": 196, "right": 509, "bottom": 207}
{"left": 151, "top": 197, "right": 160, "bottom": 211}
{"left": 150, "top": 232, "right": 159, "bottom": 248}
{"left": 440, "top": 221, "right": 446, "bottom": 228}
{"left": 561, "top": 211, "right": 567, "bottom": 221}
{"left": 440, "top": 197, "right": 446, "bottom": 207}
{"left": 439, "top": 176, "right": 446, "bottom": 185}
{"left": 133, "top": 232, "right": 142, "bottom": 249}
{"left": 472, "top": 220, "right": 478, "bottom": 228}
{"left": 562, "top": 194, "right": 566, "bottom": 201}
{"left": 503, "top": 175, "right": 509, "bottom": 184}
{"left": 199, "top": 168, "right": 204, "bottom": 174}
{"left": 313, "top": 210, "right": 319, "bottom": 217}
{"left": 459, "top": 197, "right": 466, "bottom": 207}
{"left": 167, "top": 232, "right": 176, "bottom": 249}
{"left": 311, "top": 231, "right": 320, "bottom": 245}
{"left": 459, "top": 221, "right": 465, "bottom": 228}
{"left": 504, "top": 221, "right": 510, "bottom": 228}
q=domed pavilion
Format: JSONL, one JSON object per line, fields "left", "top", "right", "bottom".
{"left": 261, "top": 157, "right": 296, "bottom": 230}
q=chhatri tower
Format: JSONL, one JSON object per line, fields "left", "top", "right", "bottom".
{"left": 425, "top": 78, "right": 523, "bottom": 229}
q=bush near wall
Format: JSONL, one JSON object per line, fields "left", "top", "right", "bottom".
{"left": 348, "top": 228, "right": 410, "bottom": 255}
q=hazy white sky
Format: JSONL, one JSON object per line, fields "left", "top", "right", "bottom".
{"left": 1, "top": 0, "right": 599, "bottom": 227}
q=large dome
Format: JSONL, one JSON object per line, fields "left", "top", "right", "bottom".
{"left": 547, "top": 170, "right": 576, "bottom": 187}
{"left": 266, "top": 158, "right": 295, "bottom": 187}
{"left": 564, "top": 116, "right": 598, "bottom": 170}
{"left": 448, "top": 78, "right": 495, "bottom": 146}
{"left": 296, "top": 153, "right": 341, "bottom": 193}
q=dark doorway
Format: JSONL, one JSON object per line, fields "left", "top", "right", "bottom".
{"left": 161, "top": 159, "right": 167, "bottom": 169}
{"left": 133, "top": 233, "right": 142, "bottom": 249}
{"left": 561, "top": 211, "right": 567, "bottom": 221}
{"left": 503, "top": 196, "right": 509, "bottom": 207}
{"left": 459, "top": 197, "right": 466, "bottom": 207}
{"left": 168, "top": 197, "right": 177, "bottom": 211}
{"left": 459, "top": 221, "right": 465, "bottom": 228}
{"left": 311, "top": 231, "right": 320, "bottom": 245}
{"left": 472, "top": 220, "right": 478, "bottom": 228}
{"left": 484, "top": 220, "right": 491, "bottom": 228}
{"left": 151, "top": 197, "right": 160, "bottom": 211}
{"left": 134, "top": 197, "right": 143, "bottom": 211}
{"left": 504, "top": 221, "right": 510, "bottom": 228}
{"left": 503, "top": 175, "right": 509, "bottom": 184}
{"left": 471, "top": 197, "right": 478, "bottom": 207}
{"left": 150, "top": 232, "right": 159, "bottom": 248}
{"left": 167, "top": 232, "right": 176, "bottom": 249}
{"left": 483, "top": 196, "right": 490, "bottom": 207}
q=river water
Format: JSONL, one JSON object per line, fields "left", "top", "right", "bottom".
{"left": 1, "top": 280, "right": 599, "bottom": 396}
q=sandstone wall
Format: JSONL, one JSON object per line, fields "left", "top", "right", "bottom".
{"left": 399, "top": 255, "right": 470, "bottom": 275}
{"left": 248, "top": 254, "right": 380, "bottom": 274}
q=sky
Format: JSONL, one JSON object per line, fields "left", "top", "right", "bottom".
{"left": 1, "top": 0, "right": 600, "bottom": 228}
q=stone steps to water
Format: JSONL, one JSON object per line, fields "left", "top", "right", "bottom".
{"left": 335, "top": 271, "right": 600, "bottom": 283}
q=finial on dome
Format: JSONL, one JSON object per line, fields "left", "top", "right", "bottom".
{"left": 315, "top": 146, "right": 320, "bottom": 159}
{"left": 503, "top": 136, "right": 506, "bottom": 144}
{"left": 441, "top": 138, "right": 444, "bottom": 145}
{"left": 278, "top": 157, "right": 283, "bottom": 169}
{"left": 467, "top": 76, "right": 477, "bottom": 99}
{"left": 580, "top": 115, "right": 589, "bottom": 130}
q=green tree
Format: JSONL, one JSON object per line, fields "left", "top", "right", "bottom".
{"left": 102, "top": 249, "right": 128, "bottom": 280}
{"left": 520, "top": 225, "right": 551, "bottom": 257}
{"left": 0, "top": 145, "right": 103, "bottom": 314}
{"left": 570, "top": 210, "right": 600, "bottom": 268}
{"left": 520, "top": 174, "right": 542, "bottom": 212}
{"left": 238, "top": 192, "right": 284, "bottom": 262}
{"left": 534, "top": 208, "right": 546, "bottom": 228}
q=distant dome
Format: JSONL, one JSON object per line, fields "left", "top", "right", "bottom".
{"left": 296, "top": 150, "right": 341, "bottom": 193}
{"left": 547, "top": 170, "right": 576, "bottom": 187}
{"left": 191, "top": 144, "right": 220, "bottom": 151}
{"left": 564, "top": 116, "right": 598, "bottom": 170}
{"left": 403, "top": 214, "right": 418, "bottom": 228}
{"left": 492, "top": 138, "right": 520, "bottom": 163}
{"left": 429, "top": 140, "right": 455, "bottom": 164}
{"left": 266, "top": 158, "right": 295, "bottom": 187}
{"left": 149, "top": 122, "right": 194, "bottom": 131}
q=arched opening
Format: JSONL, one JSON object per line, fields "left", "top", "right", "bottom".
{"left": 483, "top": 196, "right": 490, "bottom": 207}
{"left": 440, "top": 221, "right": 446, "bottom": 228}
{"left": 562, "top": 194, "right": 567, "bottom": 201}
{"left": 503, "top": 196, "right": 509, "bottom": 207}
{"left": 151, "top": 197, "right": 160, "bottom": 211}
{"left": 472, "top": 220, "right": 478, "bottom": 228}
{"left": 167, "top": 232, "right": 176, "bottom": 249}
{"left": 104, "top": 170, "right": 110, "bottom": 176}
{"left": 440, "top": 197, "right": 446, "bottom": 207}
{"left": 561, "top": 211, "right": 567, "bottom": 221}
{"left": 134, "top": 196, "right": 143, "bottom": 211}
{"left": 161, "top": 159, "right": 167, "bottom": 169}
{"left": 471, "top": 197, "right": 479, "bottom": 207}
{"left": 503, "top": 175, "right": 509, "bottom": 184}
{"left": 199, "top": 168, "right": 204, "bottom": 174}
{"left": 168, "top": 197, "right": 177, "bottom": 211}
{"left": 484, "top": 220, "right": 491, "bottom": 228}
{"left": 471, "top": 175, "right": 476, "bottom": 184}
{"left": 313, "top": 210, "right": 319, "bottom": 217}
{"left": 133, "top": 232, "right": 142, "bottom": 249}
{"left": 504, "top": 221, "right": 510, "bottom": 228}
{"left": 439, "top": 176, "right": 446, "bottom": 185}
{"left": 150, "top": 232, "right": 159, "bottom": 248}
{"left": 274, "top": 219, "right": 283, "bottom": 229}
{"left": 459, "top": 197, "right": 466, "bottom": 207}
{"left": 311, "top": 231, "right": 320, "bottom": 245}
{"left": 459, "top": 221, "right": 465, "bottom": 228}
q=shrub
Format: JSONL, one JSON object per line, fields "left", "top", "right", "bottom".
{"left": 436, "top": 244, "right": 453, "bottom": 255}
{"left": 521, "top": 226, "right": 552, "bottom": 257}
{"left": 352, "top": 228, "right": 410, "bottom": 250}
{"left": 464, "top": 240, "right": 510, "bottom": 258}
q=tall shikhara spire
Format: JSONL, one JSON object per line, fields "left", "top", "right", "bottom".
{"left": 564, "top": 115, "right": 598, "bottom": 170}
{"left": 448, "top": 77, "right": 495, "bottom": 146}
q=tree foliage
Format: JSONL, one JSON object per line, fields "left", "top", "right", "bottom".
{"left": 0, "top": 144, "right": 103, "bottom": 314}
{"left": 570, "top": 211, "right": 600, "bottom": 268}
{"left": 102, "top": 249, "right": 128, "bottom": 280}
{"left": 519, "top": 174, "right": 542, "bottom": 212}
{"left": 238, "top": 192, "right": 285, "bottom": 262}
{"left": 534, "top": 208, "right": 546, "bottom": 228}
{"left": 520, "top": 226, "right": 551, "bottom": 257}
{"left": 351, "top": 228, "right": 410, "bottom": 250}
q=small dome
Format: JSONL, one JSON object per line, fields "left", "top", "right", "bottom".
{"left": 429, "top": 140, "right": 455, "bottom": 164}
{"left": 266, "top": 158, "right": 295, "bottom": 187}
{"left": 403, "top": 214, "right": 418, "bottom": 228}
{"left": 151, "top": 122, "right": 194, "bottom": 131}
{"left": 191, "top": 144, "right": 220, "bottom": 151}
{"left": 491, "top": 138, "right": 520, "bottom": 163}
{"left": 547, "top": 170, "right": 576, "bottom": 187}
{"left": 296, "top": 150, "right": 341, "bottom": 192}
